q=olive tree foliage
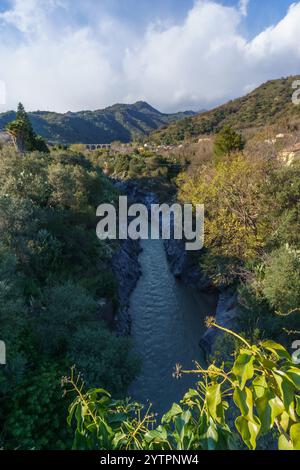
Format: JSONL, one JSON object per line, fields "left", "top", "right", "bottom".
{"left": 65, "top": 323, "right": 300, "bottom": 451}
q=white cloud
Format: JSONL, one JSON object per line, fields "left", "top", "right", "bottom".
{"left": 239, "top": 0, "right": 249, "bottom": 17}
{"left": 0, "top": 0, "right": 64, "bottom": 35}
{"left": 0, "top": 0, "right": 300, "bottom": 113}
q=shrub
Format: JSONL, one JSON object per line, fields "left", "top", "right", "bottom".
{"left": 213, "top": 126, "right": 245, "bottom": 159}
{"left": 263, "top": 245, "right": 300, "bottom": 315}
{"left": 67, "top": 325, "right": 140, "bottom": 394}
{"left": 5, "top": 363, "right": 72, "bottom": 450}
{"left": 35, "top": 282, "right": 97, "bottom": 356}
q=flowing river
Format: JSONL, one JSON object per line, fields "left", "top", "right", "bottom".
{"left": 128, "top": 237, "right": 217, "bottom": 416}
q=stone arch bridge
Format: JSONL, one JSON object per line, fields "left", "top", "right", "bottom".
{"left": 85, "top": 143, "right": 111, "bottom": 151}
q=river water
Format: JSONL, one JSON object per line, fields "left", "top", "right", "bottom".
{"left": 128, "top": 237, "right": 216, "bottom": 416}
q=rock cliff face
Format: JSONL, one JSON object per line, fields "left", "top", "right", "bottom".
{"left": 164, "top": 238, "right": 213, "bottom": 291}
{"left": 111, "top": 180, "right": 158, "bottom": 335}
{"left": 112, "top": 238, "right": 141, "bottom": 335}
{"left": 199, "top": 288, "right": 238, "bottom": 356}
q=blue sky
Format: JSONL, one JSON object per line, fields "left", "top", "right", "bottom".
{"left": 87, "top": 0, "right": 296, "bottom": 36}
{"left": 0, "top": 0, "right": 299, "bottom": 112}
{"left": 51, "top": 0, "right": 296, "bottom": 34}
{"left": 35, "top": 0, "right": 295, "bottom": 38}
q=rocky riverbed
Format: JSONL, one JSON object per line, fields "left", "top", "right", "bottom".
{"left": 112, "top": 238, "right": 141, "bottom": 335}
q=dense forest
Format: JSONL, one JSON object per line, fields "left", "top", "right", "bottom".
{"left": 0, "top": 107, "right": 141, "bottom": 448}
{"left": 0, "top": 93, "right": 300, "bottom": 450}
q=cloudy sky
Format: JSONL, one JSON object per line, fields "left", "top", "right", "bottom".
{"left": 0, "top": 0, "right": 299, "bottom": 113}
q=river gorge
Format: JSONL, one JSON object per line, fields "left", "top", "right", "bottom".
{"left": 127, "top": 236, "right": 217, "bottom": 415}
{"left": 111, "top": 182, "right": 235, "bottom": 415}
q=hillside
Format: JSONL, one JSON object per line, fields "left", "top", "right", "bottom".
{"left": 151, "top": 75, "right": 300, "bottom": 143}
{"left": 0, "top": 101, "right": 195, "bottom": 144}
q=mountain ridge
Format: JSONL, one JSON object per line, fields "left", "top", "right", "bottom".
{"left": 151, "top": 75, "right": 300, "bottom": 143}
{"left": 0, "top": 101, "right": 196, "bottom": 144}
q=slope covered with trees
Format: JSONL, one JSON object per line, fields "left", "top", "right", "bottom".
{"left": 0, "top": 145, "right": 139, "bottom": 449}
{"left": 176, "top": 124, "right": 300, "bottom": 347}
{"left": 0, "top": 102, "right": 195, "bottom": 145}
{"left": 152, "top": 75, "right": 300, "bottom": 143}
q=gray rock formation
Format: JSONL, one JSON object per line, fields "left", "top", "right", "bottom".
{"left": 111, "top": 179, "right": 158, "bottom": 335}
{"left": 112, "top": 238, "right": 141, "bottom": 335}
{"left": 164, "top": 237, "right": 214, "bottom": 291}
{"left": 199, "top": 288, "right": 238, "bottom": 356}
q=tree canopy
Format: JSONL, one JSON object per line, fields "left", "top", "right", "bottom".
{"left": 6, "top": 103, "right": 49, "bottom": 153}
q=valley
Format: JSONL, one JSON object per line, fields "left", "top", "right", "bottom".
{"left": 0, "top": 75, "right": 300, "bottom": 451}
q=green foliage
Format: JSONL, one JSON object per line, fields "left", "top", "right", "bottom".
{"left": 66, "top": 325, "right": 300, "bottom": 450}
{"left": 35, "top": 282, "right": 97, "bottom": 356}
{"left": 263, "top": 245, "right": 300, "bottom": 315}
{"left": 6, "top": 103, "right": 49, "bottom": 153}
{"left": 67, "top": 325, "right": 140, "bottom": 394}
{"left": 0, "top": 149, "right": 51, "bottom": 204}
{"left": 177, "top": 144, "right": 300, "bottom": 343}
{"left": 0, "top": 101, "right": 195, "bottom": 145}
{"left": 4, "top": 363, "right": 72, "bottom": 450}
{"left": 178, "top": 154, "right": 266, "bottom": 284}
{"left": 213, "top": 126, "right": 245, "bottom": 159}
{"left": 0, "top": 246, "right": 27, "bottom": 395}
{"left": 0, "top": 146, "right": 135, "bottom": 449}
{"left": 152, "top": 75, "right": 300, "bottom": 143}
{"left": 102, "top": 150, "right": 182, "bottom": 182}
{"left": 261, "top": 162, "right": 300, "bottom": 249}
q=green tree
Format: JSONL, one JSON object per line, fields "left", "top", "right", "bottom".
{"left": 177, "top": 154, "right": 265, "bottom": 284}
{"left": 263, "top": 245, "right": 300, "bottom": 315}
{"left": 5, "top": 363, "right": 72, "bottom": 450}
{"left": 6, "top": 103, "right": 49, "bottom": 153}
{"left": 213, "top": 125, "right": 245, "bottom": 159}
{"left": 67, "top": 324, "right": 140, "bottom": 394}
{"left": 35, "top": 282, "right": 97, "bottom": 356}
